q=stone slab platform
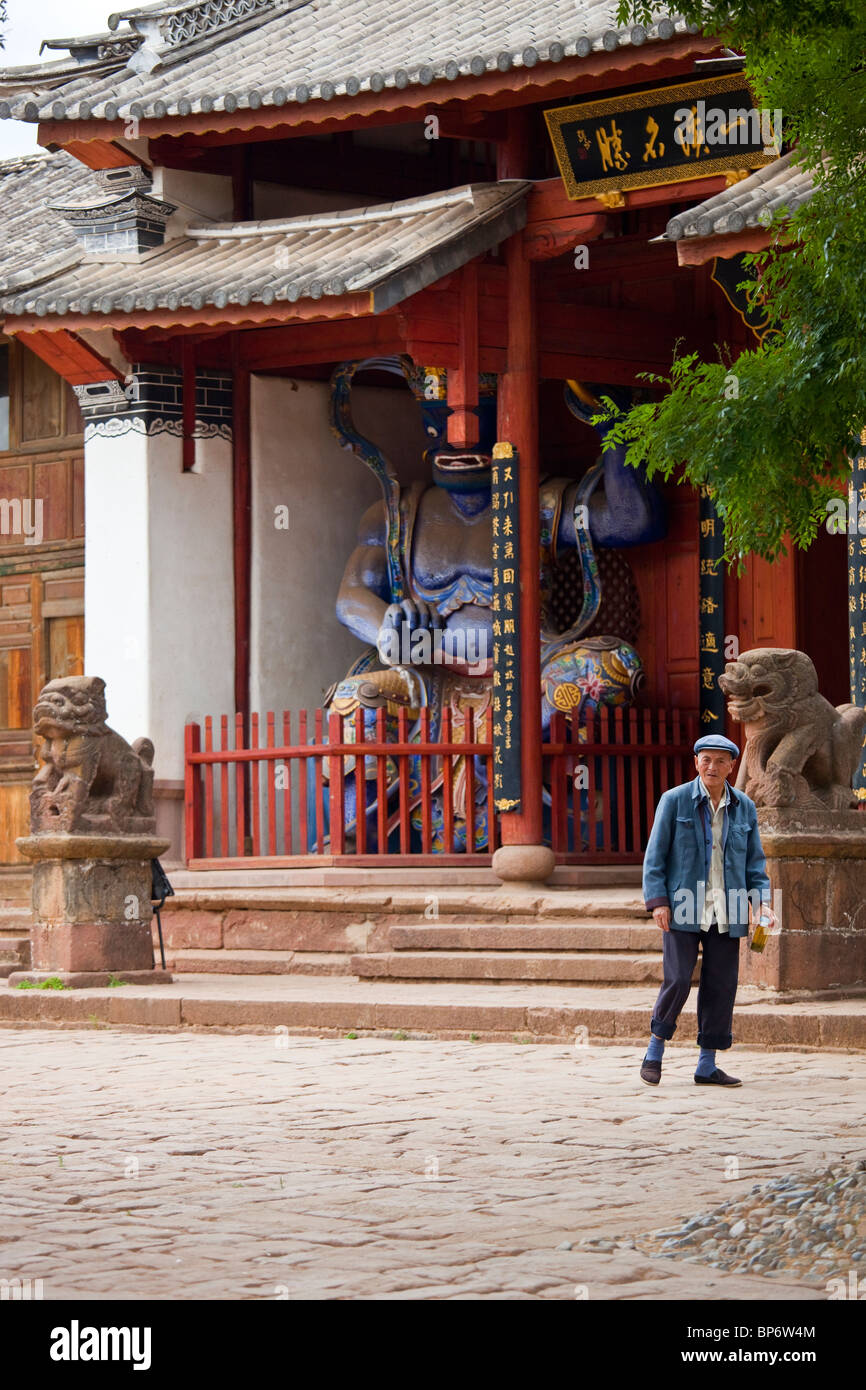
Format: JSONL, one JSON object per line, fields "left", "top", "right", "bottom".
{"left": 0, "top": 1030, "right": 860, "bottom": 1300}
{"left": 2, "top": 973, "right": 866, "bottom": 1048}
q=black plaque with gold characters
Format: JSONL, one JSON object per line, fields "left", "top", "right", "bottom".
{"left": 849, "top": 437, "right": 866, "bottom": 800}
{"left": 491, "top": 441, "right": 521, "bottom": 812}
{"left": 545, "top": 73, "right": 777, "bottom": 202}
{"left": 699, "top": 487, "right": 726, "bottom": 730}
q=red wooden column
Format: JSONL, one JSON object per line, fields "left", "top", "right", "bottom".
{"left": 493, "top": 113, "right": 553, "bottom": 881}
{"left": 231, "top": 333, "right": 251, "bottom": 727}
{"left": 447, "top": 261, "right": 480, "bottom": 448}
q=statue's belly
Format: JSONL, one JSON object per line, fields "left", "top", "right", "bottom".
{"left": 436, "top": 603, "right": 492, "bottom": 673}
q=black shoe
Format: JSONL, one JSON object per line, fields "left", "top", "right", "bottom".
{"left": 640, "top": 1056, "right": 662, "bottom": 1085}
{"left": 694, "top": 1067, "right": 742, "bottom": 1086}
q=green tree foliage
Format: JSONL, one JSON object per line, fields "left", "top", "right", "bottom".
{"left": 601, "top": 2, "right": 866, "bottom": 563}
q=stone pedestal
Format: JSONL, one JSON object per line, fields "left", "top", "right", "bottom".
{"left": 740, "top": 810, "right": 866, "bottom": 992}
{"left": 492, "top": 843, "right": 556, "bottom": 885}
{"left": 9, "top": 833, "right": 173, "bottom": 987}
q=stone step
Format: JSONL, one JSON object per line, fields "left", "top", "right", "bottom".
{"left": 157, "top": 886, "right": 649, "bottom": 953}
{"left": 0, "top": 936, "right": 30, "bottom": 970}
{"left": 169, "top": 949, "right": 352, "bottom": 976}
{"left": 0, "top": 973, "right": 863, "bottom": 1048}
{"left": 0, "top": 907, "right": 32, "bottom": 931}
{"left": 351, "top": 950, "right": 678, "bottom": 984}
{"left": 386, "top": 921, "right": 660, "bottom": 951}
{"left": 0, "top": 872, "right": 31, "bottom": 907}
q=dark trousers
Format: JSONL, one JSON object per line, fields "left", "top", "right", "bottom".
{"left": 650, "top": 922, "right": 741, "bottom": 1051}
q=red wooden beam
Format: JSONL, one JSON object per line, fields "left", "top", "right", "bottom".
{"left": 524, "top": 213, "right": 606, "bottom": 260}
{"left": 182, "top": 336, "right": 196, "bottom": 472}
{"left": 15, "top": 328, "right": 125, "bottom": 384}
{"left": 436, "top": 110, "right": 507, "bottom": 142}
{"left": 59, "top": 138, "right": 141, "bottom": 169}
{"left": 526, "top": 173, "right": 732, "bottom": 225}
{"left": 446, "top": 260, "right": 479, "bottom": 448}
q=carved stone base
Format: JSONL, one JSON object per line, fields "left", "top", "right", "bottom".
{"left": 15, "top": 832, "right": 171, "bottom": 981}
{"left": 492, "top": 844, "right": 556, "bottom": 885}
{"left": 740, "top": 810, "right": 866, "bottom": 992}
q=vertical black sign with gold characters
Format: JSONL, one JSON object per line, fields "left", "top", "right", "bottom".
{"left": 491, "top": 441, "right": 521, "bottom": 812}
{"left": 849, "top": 441, "right": 866, "bottom": 800}
{"left": 699, "top": 487, "right": 726, "bottom": 729}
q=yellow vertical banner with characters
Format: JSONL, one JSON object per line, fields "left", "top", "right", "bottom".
{"left": 699, "top": 486, "right": 726, "bottom": 728}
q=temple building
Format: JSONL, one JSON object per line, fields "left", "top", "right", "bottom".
{"left": 0, "top": 0, "right": 848, "bottom": 893}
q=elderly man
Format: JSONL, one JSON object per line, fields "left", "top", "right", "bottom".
{"left": 640, "top": 734, "right": 773, "bottom": 1087}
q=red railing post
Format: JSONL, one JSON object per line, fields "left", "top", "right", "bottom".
{"left": 465, "top": 706, "right": 476, "bottom": 854}
{"left": 234, "top": 711, "right": 246, "bottom": 856}
{"left": 354, "top": 707, "right": 367, "bottom": 857}
{"left": 184, "top": 721, "right": 202, "bottom": 864}
{"left": 397, "top": 708, "right": 410, "bottom": 854}
{"left": 485, "top": 708, "right": 497, "bottom": 852}
{"left": 203, "top": 715, "right": 214, "bottom": 859}
{"left": 375, "top": 708, "right": 388, "bottom": 854}
{"left": 266, "top": 711, "right": 276, "bottom": 856}
{"left": 250, "top": 710, "right": 261, "bottom": 856}
{"left": 328, "top": 711, "right": 346, "bottom": 855}
{"left": 441, "top": 705, "right": 454, "bottom": 853}
{"left": 419, "top": 708, "right": 433, "bottom": 853}
{"left": 219, "top": 713, "right": 229, "bottom": 857}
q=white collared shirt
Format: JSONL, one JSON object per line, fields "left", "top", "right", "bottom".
{"left": 699, "top": 777, "right": 729, "bottom": 933}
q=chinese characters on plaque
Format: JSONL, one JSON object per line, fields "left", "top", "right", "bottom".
{"left": 491, "top": 441, "right": 522, "bottom": 812}
{"left": 699, "top": 487, "right": 726, "bottom": 729}
{"left": 545, "top": 73, "right": 776, "bottom": 202}
{"left": 849, "top": 442, "right": 866, "bottom": 799}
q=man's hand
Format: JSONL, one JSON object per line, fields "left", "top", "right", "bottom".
{"left": 749, "top": 900, "right": 776, "bottom": 931}
{"left": 653, "top": 906, "right": 671, "bottom": 933}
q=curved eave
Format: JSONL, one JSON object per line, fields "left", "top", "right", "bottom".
{"left": 0, "top": 291, "right": 377, "bottom": 336}
{"left": 34, "top": 34, "right": 721, "bottom": 148}
{"left": 674, "top": 226, "right": 780, "bottom": 267}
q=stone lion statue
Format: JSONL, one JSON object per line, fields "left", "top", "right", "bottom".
{"left": 30, "top": 676, "right": 156, "bottom": 835}
{"left": 719, "top": 648, "right": 866, "bottom": 811}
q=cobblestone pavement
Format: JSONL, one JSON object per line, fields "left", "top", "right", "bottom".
{"left": 1, "top": 1029, "right": 863, "bottom": 1300}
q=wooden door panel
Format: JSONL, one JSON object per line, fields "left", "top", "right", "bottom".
{"left": 0, "top": 783, "right": 30, "bottom": 864}
{"left": 48, "top": 615, "right": 84, "bottom": 681}
{"left": 0, "top": 647, "right": 32, "bottom": 729}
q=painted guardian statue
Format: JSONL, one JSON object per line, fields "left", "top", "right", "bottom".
{"left": 323, "top": 356, "right": 666, "bottom": 852}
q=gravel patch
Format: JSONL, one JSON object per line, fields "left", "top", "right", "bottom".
{"left": 575, "top": 1159, "right": 866, "bottom": 1285}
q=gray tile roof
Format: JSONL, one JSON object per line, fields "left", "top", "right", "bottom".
{"left": 0, "top": 2, "right": 699, "bottom": 125}
{"left": 0, "top": 179, "right": 531, "bottom": 320}
{"left": 660, "top": 151, "right": 815, "bottom": 241}
{"left": 0, "top": 150, "right": 95, "bottom": 294}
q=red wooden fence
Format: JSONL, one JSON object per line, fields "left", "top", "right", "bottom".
{"left": 184, "top": 705, "right": 699, "bottom": 868}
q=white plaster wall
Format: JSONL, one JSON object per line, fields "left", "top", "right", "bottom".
{"left": 85, "top": 428, "right": 152, "bottom": 746}
{"left": 249, "top": 375, "right": 428, "bottom": 718}
{"left": 147, "top": 432, "right": 235, "bottom": 778}
{"left": 84, "top": 426, "right": 234, "bottom": 783}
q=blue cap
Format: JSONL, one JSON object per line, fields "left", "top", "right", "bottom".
{"left": 694, "top": 734, "right": 740, "bottom": 759}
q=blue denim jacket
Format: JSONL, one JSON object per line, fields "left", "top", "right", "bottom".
{"left": 642, "top": 774, "right": 771, "bottom": 936}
